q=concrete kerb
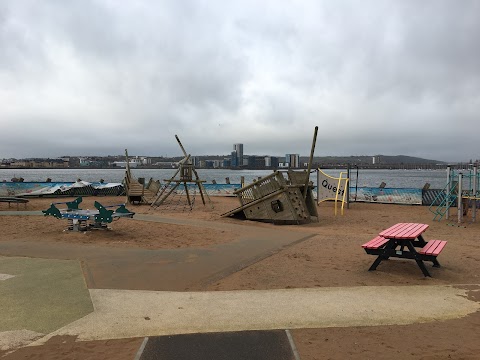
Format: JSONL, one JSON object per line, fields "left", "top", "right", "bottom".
{"left": 30, "top": 285, "right": 480, "bottom": 344}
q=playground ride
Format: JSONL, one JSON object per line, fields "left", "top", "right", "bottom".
{"left": 42, "top": 197, "right": 135, "bottom": 231}
{"left": 123, "top": 149, "right": 160, "bottom": 204}
{"left": 222, "top": 127, "right": 319, "bottom": 224}
{"left": 316, "top": 169, "right": 349, "bottom": 216}
{"left": 430, "top": 165, "right": 479, "bottom": 223}
{"left": 151, "top": 135, "right": 213, "bottom": 211}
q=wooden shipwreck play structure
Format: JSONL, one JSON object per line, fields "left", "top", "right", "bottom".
{"left": 221, "top": 170, "right": 318, "bottom": 224}
{"left": 222, "top": 126, "right": 319, "bottom": 224}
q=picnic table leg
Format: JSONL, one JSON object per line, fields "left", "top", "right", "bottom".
{"left": 432, "top": 259, "right": 441, "bottom": 267}
{"left": 417, "top": 234, "right": 428, "bottom": 246}
{"left": 415, "top": 235, "right": 440, "bottom": 267}
{"left": 368, "top": 240, "right": 395, "bottom": 271}
{"left": 406, "top": 242, "right": 431, "bottom": 277}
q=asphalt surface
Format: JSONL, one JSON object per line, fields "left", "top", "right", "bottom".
{"left": 139, "top": 330, "right": 296, "bottom": 360}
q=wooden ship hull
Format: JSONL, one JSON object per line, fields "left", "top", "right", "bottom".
{"left": 221, "top": 170, "right": 318, "bottom": 224}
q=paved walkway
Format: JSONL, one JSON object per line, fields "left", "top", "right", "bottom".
{"left": 0, "top": 212, "right": 315, "bottom": 291}
{"left": 31, "top": 285, "right": 480, "bottom": 344}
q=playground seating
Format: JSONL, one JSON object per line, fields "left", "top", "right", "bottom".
{"left": 43, "top": 196, "right": 135, "bottom": 231}
{"left": 0, "top": 197, "right": 29, "bottom": 209}
{"left": 361, "top": 236, "right": 389, "bottom": 250}
{"left": 362, "top": 223, "right": 447, "bottom": 277}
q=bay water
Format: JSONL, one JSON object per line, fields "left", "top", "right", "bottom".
{"left": 0, "top": 168, "right": 449, "bottom": 189}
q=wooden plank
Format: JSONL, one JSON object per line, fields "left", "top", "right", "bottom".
{"left": 420, "top": 240, "right": 447, "bottom": 256}
{"left": 379, "top": 223, "right": 405, "bottom": 237}
{"left": 380, "top": 223, "right": 429, "bottom": 239}
{"left": 362, "top": 236, "right": 388, "bottom": 249}
{"left": 0, "top": 197, "right": 29, "bottom": 203}
{"left": 419, "top": 240, "right": 437, "bottom": 255}
{"left": 221, "top": 189, "right": 285, "bottom": 217}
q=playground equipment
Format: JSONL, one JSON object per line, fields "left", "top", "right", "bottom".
{"left": 429, "top": 166, "right": 479, "bottom": 223}
{"left": 316, "top": 169, "right": 349, "bottom": 215}
{"left": 151, "top": 135, "right": 213, "bottom": 211}
{"left": 42, "top": 197, "right": 135, "bottom": 231}
{"left": 221, "top": 170, "right": 318, "bottom": 224}
{"left": 222, "top": 127, "right": 318, "bottom": 224}
{"left": 123, "top": 149, "right": 160, "bottom": 204}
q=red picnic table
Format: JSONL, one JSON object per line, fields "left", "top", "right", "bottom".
{"left": 362, "top": 223, "right": 447, "bottom": 277}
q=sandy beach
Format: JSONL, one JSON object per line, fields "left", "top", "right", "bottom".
{"left": 1, "top": 196, "right": 479, "bottom": 359}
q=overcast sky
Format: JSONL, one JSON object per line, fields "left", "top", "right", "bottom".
{"left": 1, "top": 1, "right": 479, "bottom": 162}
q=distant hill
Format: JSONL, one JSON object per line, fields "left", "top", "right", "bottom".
{"left": 300, "top": 155, "right": 446, "bottom": 166}
{"left": 171, "top": 154, "right": 445, "bottom": 166}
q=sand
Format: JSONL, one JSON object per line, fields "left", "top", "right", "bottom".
{"left": 1, "top": 196, "right": 479, "bottom": 359}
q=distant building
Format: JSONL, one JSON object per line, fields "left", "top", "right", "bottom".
{"left": 10, "top": 158, "right": 68, "bottom": 168}
{"left": 233, "top": 143, "right": 243, "bottom": 167}
{"left": 204, "top": 160, "right": 215, "bottom": 168}
{"left": 247, "top": 156, "right": 264, "bottom": 169}
{"left": 264, "top": 156, "right": 279, "bottom": 168}
{"left": 286, "top": 154, "right": 300, "bottom": 168}
{"left": 271, "top": 156, "right": 279, "bottom": 168}
{"left": 265, "top": 156, "right": 271, "bottom": 167}
{"left": 191, "top": 157, "right": 200, "bottom": 167}
{"left": 231, "top": 151, "right": 238, "bottom": 167}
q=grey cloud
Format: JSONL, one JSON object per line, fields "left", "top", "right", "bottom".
{"left": 1, "top": 0, "right": 479, "bottom": 162}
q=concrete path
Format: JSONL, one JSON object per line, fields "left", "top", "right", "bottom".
{"left": 31, "top": 285, "right": 480, "bottom": 344}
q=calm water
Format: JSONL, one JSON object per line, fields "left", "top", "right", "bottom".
{"left": 0, "top": 168, "right": 450, "bottom": 189}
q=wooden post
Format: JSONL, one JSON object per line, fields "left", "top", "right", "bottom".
{"left": 304, "top": 126, "right": 318, "bottom": 201}
{"left": 175, "top": 134, "right": 211, "bottom": 207}
{"left": 184, "top": 181, "right": 192, "bottom": 208}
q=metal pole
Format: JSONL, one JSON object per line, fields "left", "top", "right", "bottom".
{"left": 458, "top": 173, "right": 463, "bottom": 224}
{"left": 473, "top": 166, "right": 477, "bottom": 222}
{"left": 304, "top": 126, "right": 318, "bottom": 201}
{"left": 355, "top": 165, "right": 359, "bottom": 202}
{"left": 346, "top": 164, "right": 350, "bottom": 209}
{"left": 446, "top": 166, "right": 451, "bottom": 220}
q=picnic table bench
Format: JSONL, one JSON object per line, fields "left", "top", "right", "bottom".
{"left": 362, "top": 223, "right": 447, "bottom": 277}
{"left": 0, "top": 197, "right": 29, "bottom": 209}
